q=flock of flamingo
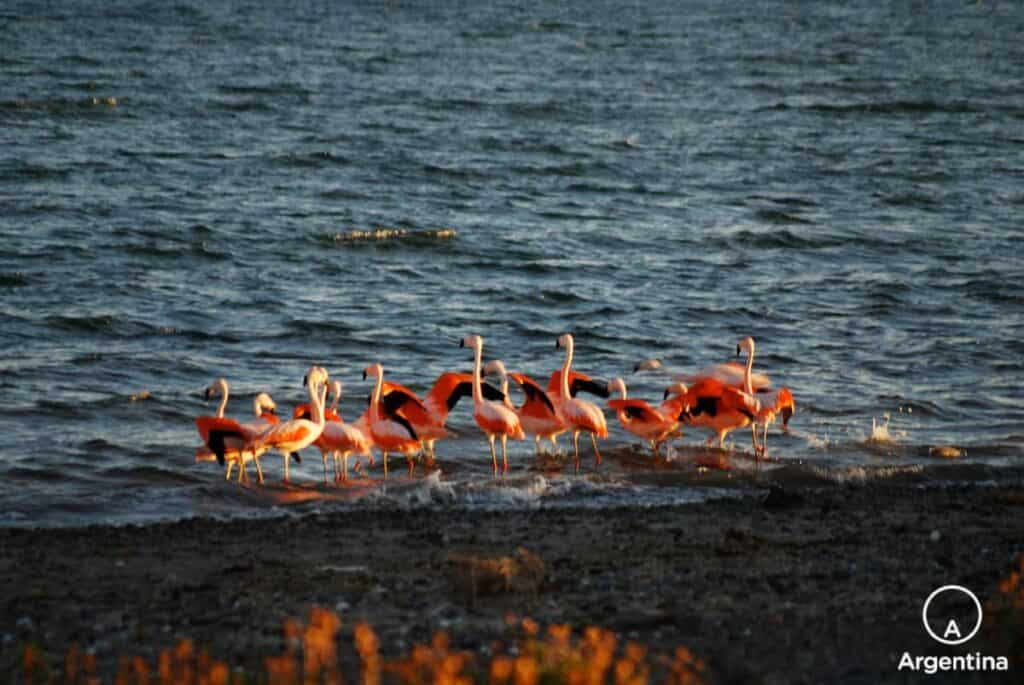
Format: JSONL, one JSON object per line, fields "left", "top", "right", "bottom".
{"left": 194, "top": 334, "right": 795, "bottom": 484}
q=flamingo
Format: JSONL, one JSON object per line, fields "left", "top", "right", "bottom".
{"left": 295, "top": 380, "right": 374, "bottom": 483}
{"left": 363, "top": 363, "right": 422, "bottom": 478}
{"left": 672, "top": 378, "right": 761, "bottom": 454}
{"left": 753, "top": 387, "right": 795, "bottom": 458}
{"left": 375, "top": 372, "right": 503, "bottom": 464}
{"left": 250, "top": 366, "right": 329, "bottom": 483}
{"left": 606, "top": 377, "right": 684, "bottom": 457}
{"left": 460, "top": 335, "right": 525, "bottom": 475}
{"left": 633, "top": 336, "right": 772, "bottom": 392}
{"left": 195, "top": 390, "right": 279, "bottom": 481}
{"left": 554, "top": 334, "right": 609, "bottom": 468}
{"left": 484, "top": 360, "right": 566, "bottom": 456}
{"left": 194, "top": 379, "right": 279, "bottom": 483}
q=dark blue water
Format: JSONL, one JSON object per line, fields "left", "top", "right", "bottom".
{"left": 2, "top": 0, "right": 1023, "bottom": 526}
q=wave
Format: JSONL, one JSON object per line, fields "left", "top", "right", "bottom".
{"left": 323, "top": 228, "right": 458, "bottom": 245}
{"left": 762, "top": 100, "right": 979, "bottom": 117}
{"left": 266, "top": 151, "right": 351, "bottom": 169}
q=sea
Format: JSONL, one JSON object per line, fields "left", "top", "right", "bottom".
{"left": 2, "top": 0, "right": 1022, "bottom": 527}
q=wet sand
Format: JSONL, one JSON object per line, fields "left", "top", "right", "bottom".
{"left": 2, "top": 482, "right": 1022, "bottom": 683}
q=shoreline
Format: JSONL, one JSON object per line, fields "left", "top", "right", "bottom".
{"left": 4, "top": 481, "right": 1023, "bottom": 683}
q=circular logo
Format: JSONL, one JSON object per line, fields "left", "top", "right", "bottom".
{"left": 922, "top": 585, "right": 983, "bottom": 646}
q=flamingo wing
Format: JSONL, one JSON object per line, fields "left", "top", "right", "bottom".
{"left": 608, "top": 399, "right": 662, "bottom": 423}
{"left": 380, "top": 385, "right": 430, "bottom": 418}
{"left": 570, "top": 376, "right": 610, "bottom": 398}
{"left": 547, "top": 370, "right": 609, "bottom": 398}
{"left": 510, "top": 373, "right": 557, "bottom": 414}
{"left": 207, "top": 428, "right": 245, "bottom": 466}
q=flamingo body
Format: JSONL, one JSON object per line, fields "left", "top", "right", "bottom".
{"left": 678, "top": 378, "right": 760, "bottom": 449}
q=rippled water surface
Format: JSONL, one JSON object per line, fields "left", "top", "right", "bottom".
{"left": 2, "top": 0, "right": 1022, "bottom": 526}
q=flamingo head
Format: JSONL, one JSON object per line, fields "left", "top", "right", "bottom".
{"left": 204, "top": 377, "right": 228, "bottom": 400}
{"left": 483, "top": 359, "right": 507, "bottom": 378}
{"left": 330, "top": 379, "right": 343, "bottom": 399}
{"left": 460, "top": 334, "right": 483, "bottom": 351}
{"left": 362, "top": 363, "right": 382, "bottom": 381}
{"left": 736, "top": 336, "right": 756, "bottom": 357}
{"left": 633, "top": 358, "right": 662, "bottom": 374}
{"left": 608, "top": 377, "right": 628, "bottom": 399}
{"left": 254, "top": 392, "right": 276, "bottom": 415}
{"left": 303, "top": 366, "right": 329, "bottom": 389}
{"left": 556, "top": 333, "right": 574, "bottom": 350}
{"left": 663, "top": 382, "right": 688, "bottom": 400}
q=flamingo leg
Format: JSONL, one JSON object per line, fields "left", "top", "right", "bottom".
{"left": 238, "top": 456, "right": 248, "bottom": 482}
{"left": 590, "top": 432, "right": 602, "bottom": 465}
{"left": 534, "top": 435, "right": 542, "bottom": 456}
{"left": 283, "top": 453, "right": 290, "bottom": 483}
{"left": 383, "top": 451, "right": 389, "bottom": 479}
{"left": 225, "top": 461, "right": 234, "bottom": 481}
{"left": 254, "top": 455, "right": 264, "bottom": 484}
{"left": 750, "top": 424, "right": 760, "bottom": 460}
{"left": 501, "top": 434, "right": 509, "bottom": 474}
{"left": 489, "top": 435, "right": 498, "bottom": 475}
{"left": 572, "top": 431, "right": 581, "bottom": 471}
{"left": 322, "top": 453, "right": 329, "bottom": 485}
{"left": 342, "top": 454, "right": 349, "bottom": 482}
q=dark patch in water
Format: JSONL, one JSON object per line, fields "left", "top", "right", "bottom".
{"left": 755, "top": 208, "right": 814, "bottom": 225}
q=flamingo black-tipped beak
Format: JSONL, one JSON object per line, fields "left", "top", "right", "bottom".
{"left": 361, "top": 370, "right": 367, "bottom": 380}
{"left": 459, "top": 339, "right": 465, "bottom": 348}
{"left": 302, "top": 375, "right": 308, "bottom": 387}
{"left": 203, "top": 388, "right": 213, "bottom": 400}
{"left": 736, "top": 345, "right": 741, "bottom": 357}
{"left": 663, "top": 388, "right": 671, "bottom": 400}
{"left": 555, "top": 340, "right": 561, "bottom": 350}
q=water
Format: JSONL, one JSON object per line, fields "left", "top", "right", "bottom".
{"left": 2, "top": 0, "right": 1022, "bottom": 527}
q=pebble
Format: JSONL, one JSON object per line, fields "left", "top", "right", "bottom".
{"left": 930, "top": 530, "right": 941, "bottom": 543}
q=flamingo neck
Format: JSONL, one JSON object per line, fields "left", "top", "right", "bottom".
{"left": 309, "top": 378, "right": 326, "bottom": 427}
{"left": 744, "top": 342, "right": 755, "bottom": 395}
{"left": 560, "top": 339, "right": 574, "bottom": 399}
{"left": 330, "top": 390, "right": 341, "bottom": 414}
{"left": 369, "top": 370, "right": 383, "bottom": 423}
{"left": 216, "top": 380, "right": 229, "bottom": 418}
{"left": 471, "top": 342, "right": 483, "bottom": 405}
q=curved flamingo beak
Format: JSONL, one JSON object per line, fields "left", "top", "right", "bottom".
{"left": 736, "top": 345, "right": 741, "bottom": 357}
{"left": 555, "top": 339, "right": 561, "bottom": 350}
{"left": 203, "top": 388, "right": 213, "bottom": 400}
{"left": 302, "top": 375, "right": 308, "bottom": 386}
{"left": 459, "top": 339, "right": 465, "bottom": 348}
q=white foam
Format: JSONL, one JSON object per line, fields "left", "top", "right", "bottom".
{"left": 808, "top": 463, "right": 925, "bottom": 485}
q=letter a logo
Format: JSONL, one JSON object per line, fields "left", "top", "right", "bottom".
{"left": 922, "top": 586, "right": 982, "bottom": 646}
